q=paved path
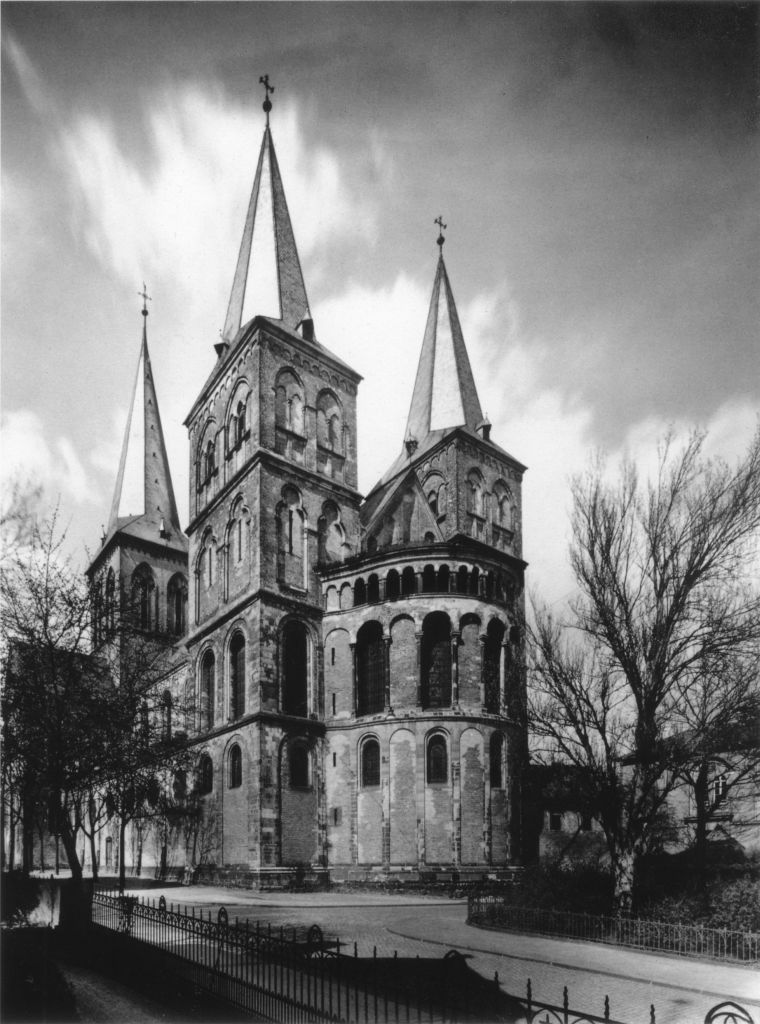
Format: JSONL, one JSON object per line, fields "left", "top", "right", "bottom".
{"left": 121, "top": 886, "right": 760, "bottom": 1024}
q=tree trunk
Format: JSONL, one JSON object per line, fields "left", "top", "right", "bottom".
{"left": 612, "top": 849, "right": 635, "bottom": 916}
{"left": 693, "top": 762, "right": 709, "bottom": 898}
{"left": 89, "top": 828, "right": 99, "bottom": 880}
{"left": 119, "top": 814, "right": 127, "bottom": 895}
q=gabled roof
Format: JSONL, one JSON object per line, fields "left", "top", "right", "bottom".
{"left": 101, "top": 311, "right": 185, "bottom": 556}
{"left": 222, "top": 126, "right": 311, "bottom": 343}
{"left": 405, "top": 255, "right": 483, "bottom": 443}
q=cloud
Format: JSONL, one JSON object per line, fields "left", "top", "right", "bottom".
{"left": 1, "top": 409, "right": 97, "bottom": 508}
{"left": 2, "top": 33, "right": 51, "bottom": 117}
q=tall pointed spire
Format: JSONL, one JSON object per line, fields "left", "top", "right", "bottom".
{"left": 222, "top": 76, "right": 311, "bottom": 343}
{"left": 107, "top": 289, "right": 181, "bottom": 542}
{"left": 404, "top": 228, "right": 484, "bottom": 444}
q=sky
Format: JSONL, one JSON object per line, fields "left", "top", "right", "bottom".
{"left": 2, "top": 2, "right": 758, "bottom": 607}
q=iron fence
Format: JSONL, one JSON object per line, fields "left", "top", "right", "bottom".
{"left": 468, "top": 896, "right": 760, "bottom": 963}
{"left": 90, "top": 890, "right": 662, "bottom": 1023}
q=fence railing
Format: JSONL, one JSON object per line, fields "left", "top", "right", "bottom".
{"left": 90, "top": 890, "right": 661, "bottom": 1023}
{"left": 468, "top": 896, "right": 760, "bottom": 963}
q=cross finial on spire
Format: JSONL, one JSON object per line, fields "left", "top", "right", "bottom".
{"left": 259, "top": 74, "right": 274, "bottom": 126}
{"left": 138, "top": 282, "right": 152, "bottom": 318}
{"left": 435, "top": 216, "right": 447, "bottom": 254}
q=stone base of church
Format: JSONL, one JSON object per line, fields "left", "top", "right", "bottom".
{"left": 328, "top": 864, "right": 521, "bottom": 886}
{"left": 193, "top": 864, "right": 330, "bottom": 891}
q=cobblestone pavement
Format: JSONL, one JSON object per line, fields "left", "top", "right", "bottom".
{"left": 126, "top": 887, "right": 760, "bottom": 1024}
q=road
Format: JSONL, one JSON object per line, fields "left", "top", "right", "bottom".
{"left": 113, "top": 886, "right": 760, "bottom": 1024}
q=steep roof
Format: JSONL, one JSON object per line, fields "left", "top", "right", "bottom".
{"left": 103, "top": 310, "right": 185, "bottom": 552}
{"left": 404, "top": 255, "right": 483, "bottom": 443}
{"left": 222, "top": 125, "right": 311, "bottom": 343}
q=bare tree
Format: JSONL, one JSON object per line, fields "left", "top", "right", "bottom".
{"left": 529, "top": 427, "right": 760, "bottom": 913}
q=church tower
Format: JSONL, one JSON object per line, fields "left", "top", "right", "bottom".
{"left": 87, "top": 293, "right": 188, "bottom": 657}
{"left": 184, "top": 80, "right": 362, "bottom": 877}
{"left": 319, "top": 224, "right": 527, "bottom": 877}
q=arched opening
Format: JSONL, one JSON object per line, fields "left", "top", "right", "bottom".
{"left": 361, "top": 738, "right": 381, "bottom": 787}
{"left": 490, "top": 733, "right": 504, "bottom": 789}
{"left": 228, "top": 745, "right": 242, "bottom": 789}
{"left": 198, "top": 754, "right": 213, "bottom": 795}
{"left": 426, "top": 734, "right": 448, "bottom": 784}
{"left": 353, "top": 578, "right": 366, "bottom": 607}
{"left": 469, "top": 567, "right": 480, "bottom": 596}
{"left": 386, "top": 569, "right": 400, "bottom": 601}
{"left": 437, "top": 564, "right": 450, "bottom": 593}
{"left": 290, "top": 743, "right": 309, "bottom": 788}
{"left": 275, "top": 369, "right": 305, "bottom": 434}
{"left": 131, "top": 565, "right": 155, "bottom": 631}
{"left": 200, "top": 650, "right": 215, "bottom": 731}
{"left": 356, "top": 621, "right": 384, "bottom": 716}
{"left": 229, "top": 633, "right": 245, "bottom": 719}
{"left": 105, "top": 569, "right": 115, "bottom": 635}
{"left": 167, "top": 574, "right": 187, "bottom": 635}
{"left": 317, "top": 391, "right": 342, "bottom": 452}
{"left": 282, "top": 621, "right": 308, "bottom": 717}
{"left": 161, "top": 690, "right": 172, "bottom": 742}
{"left": 421, "top": 612, "right": 451, "bottom": 708}
{"left": 401, "top": 567, "right": 417, "bottom": 596}
{"left": 422, "top": 565, "right": 436, "bottom": 593}
{"left": 318, "top": 501, "right": 345, "bottom": 564}
{"left": 483, "top": 619, "right": 505, "bottom": 713}
{"left": 456, "top": 565, "right": 469, "bottom": 594}
{"left": 277, "top": 486, "right": 304, "bottom": 587}
{"left": 484, "top": 572, "right": 494, "bottom": 601}
{"left": 367, "top": 574, "right": 380, "bottom": 604}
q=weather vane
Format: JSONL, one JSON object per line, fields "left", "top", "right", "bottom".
{"left": 260, "top": 74, "right": 274, "bottom": 126}
{"left": 435, "top": 216, "right": 447, "bottom": 253}
{"left": 138, "top": 282, "right": 152, "bottom": 317}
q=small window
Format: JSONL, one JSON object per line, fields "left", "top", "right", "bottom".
{"left": 549, "top": 812, "right": 562, "bottom": 832}
{"left": 172, "top": 770, "right": 187, "bottom": 802}
{"left": 198, "top": 754, "right": 213, "bottom": 795}
{"left": 229, "top": 632, "right": 245, "bottom": 719}
{"left": 229, "top": 744, "right": 242, "bottom": 789}
{"left": 361, "top": 739, "right": 380, "bottom": 788}
{"left": 426, "top": 735, "right": 447, "bottom": 784}
{"left": 290, "top": 744, "right": 309, "bottom": 788}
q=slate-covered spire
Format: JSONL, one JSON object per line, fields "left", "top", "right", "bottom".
{"left": 107, "top": 292, "right": 181, "bottom": 542}
{"left": 222, "top": 78, "right": 311, "bottom": 343}
{"left": 404, "top": 248, "right": 484, "bottom": 444}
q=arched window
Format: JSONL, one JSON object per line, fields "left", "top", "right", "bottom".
{"left": 386, "top": 569, "right": 400, "bottom": 601}
{"left": 172, "top": 770, "right": 187, "bottom": 802}
{"left": 200, "top": 650, "right": 215, "bottom": 731}
{"left": 427, "top": 489, "right": 438, "bottom": 517}
{"left": 105, "top": 569, "right": 116, "bottom": 635}
{"left": 228, "top": 744, "right": 242, "bottom": 789}
{"left": 316, "top": 390, "right": 342, "bottom": 452}
{"left": 198, "top": 754, "right": 213, "bottom": 795}
{"left": 353, "top": 578, "right": 366, "bottom": 607}
{"left": 318, "top": 501, "right": 346, "bottom": 564}
{"left": 234, "top": 400, "right": 247, "bottom": 448}
{"left": 356, "top": 621, "right": 384, "bottom": 716}
{"left": 361, "top": 738, "right": 380, "bottom": 788}
{"left": 490, "top": 733, "right": 504, "bottom": 789}
{"left": 277, "top": 485, "right": 305, "bottom": 587}
{"left": 493, "top": 481, "right": 513, "bottom": 530}
{"left": 229, "top": 633, "right": 245, "bottom": 719}
{"left": 437, "top": 565, "right": 450, "bottom": 593}
{"left": 275, "top": 369, "right": 305, "bottom": 435}
{"left": 167, "top": 574, "right": 187, "bottom": 635}
{"left": 427, "top": 735, "right": 448, "bottom": 784}
{"left": 401, "top": 567, "right": 417, "bottom": 596}
{"left": 204, "top": 439, "right": 216, "bottom": 484}
{"left": 422, "top": 565, "right": 436, "bottom": 593}
{"left": 91, "top": 580, "right": 103, "bottom": 646}
{"left": 282, "top": 621, "right": 308, "bottom": 717}
{"left": 483, "top": 619, "right": 505, "bottom": 713}
{"left": 162, "top": 690, "right": 172, "bottom": 742}
{"left": 469, "top": 567, "right": 480, "bottom": 596}
{"left": 456, "top": 565, "right": 469, "bottom": 594}
{"left": 290, "top": 743, "right": 309, "bottom": 788}
{"left": 421, "top": 612, "right": 451, "bottom": 708}
{"left": 467, "top": 470, "right": 485, "bottom": 517}
{"left": 367, "top": 574, "right": 380, "bottom": 604}
{"left": 131, "top": 565, "right": 155, "bottom": 631}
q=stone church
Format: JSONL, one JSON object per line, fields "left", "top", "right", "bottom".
{"left": 87, "top": 90, "right": 528, "bottom": 886}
